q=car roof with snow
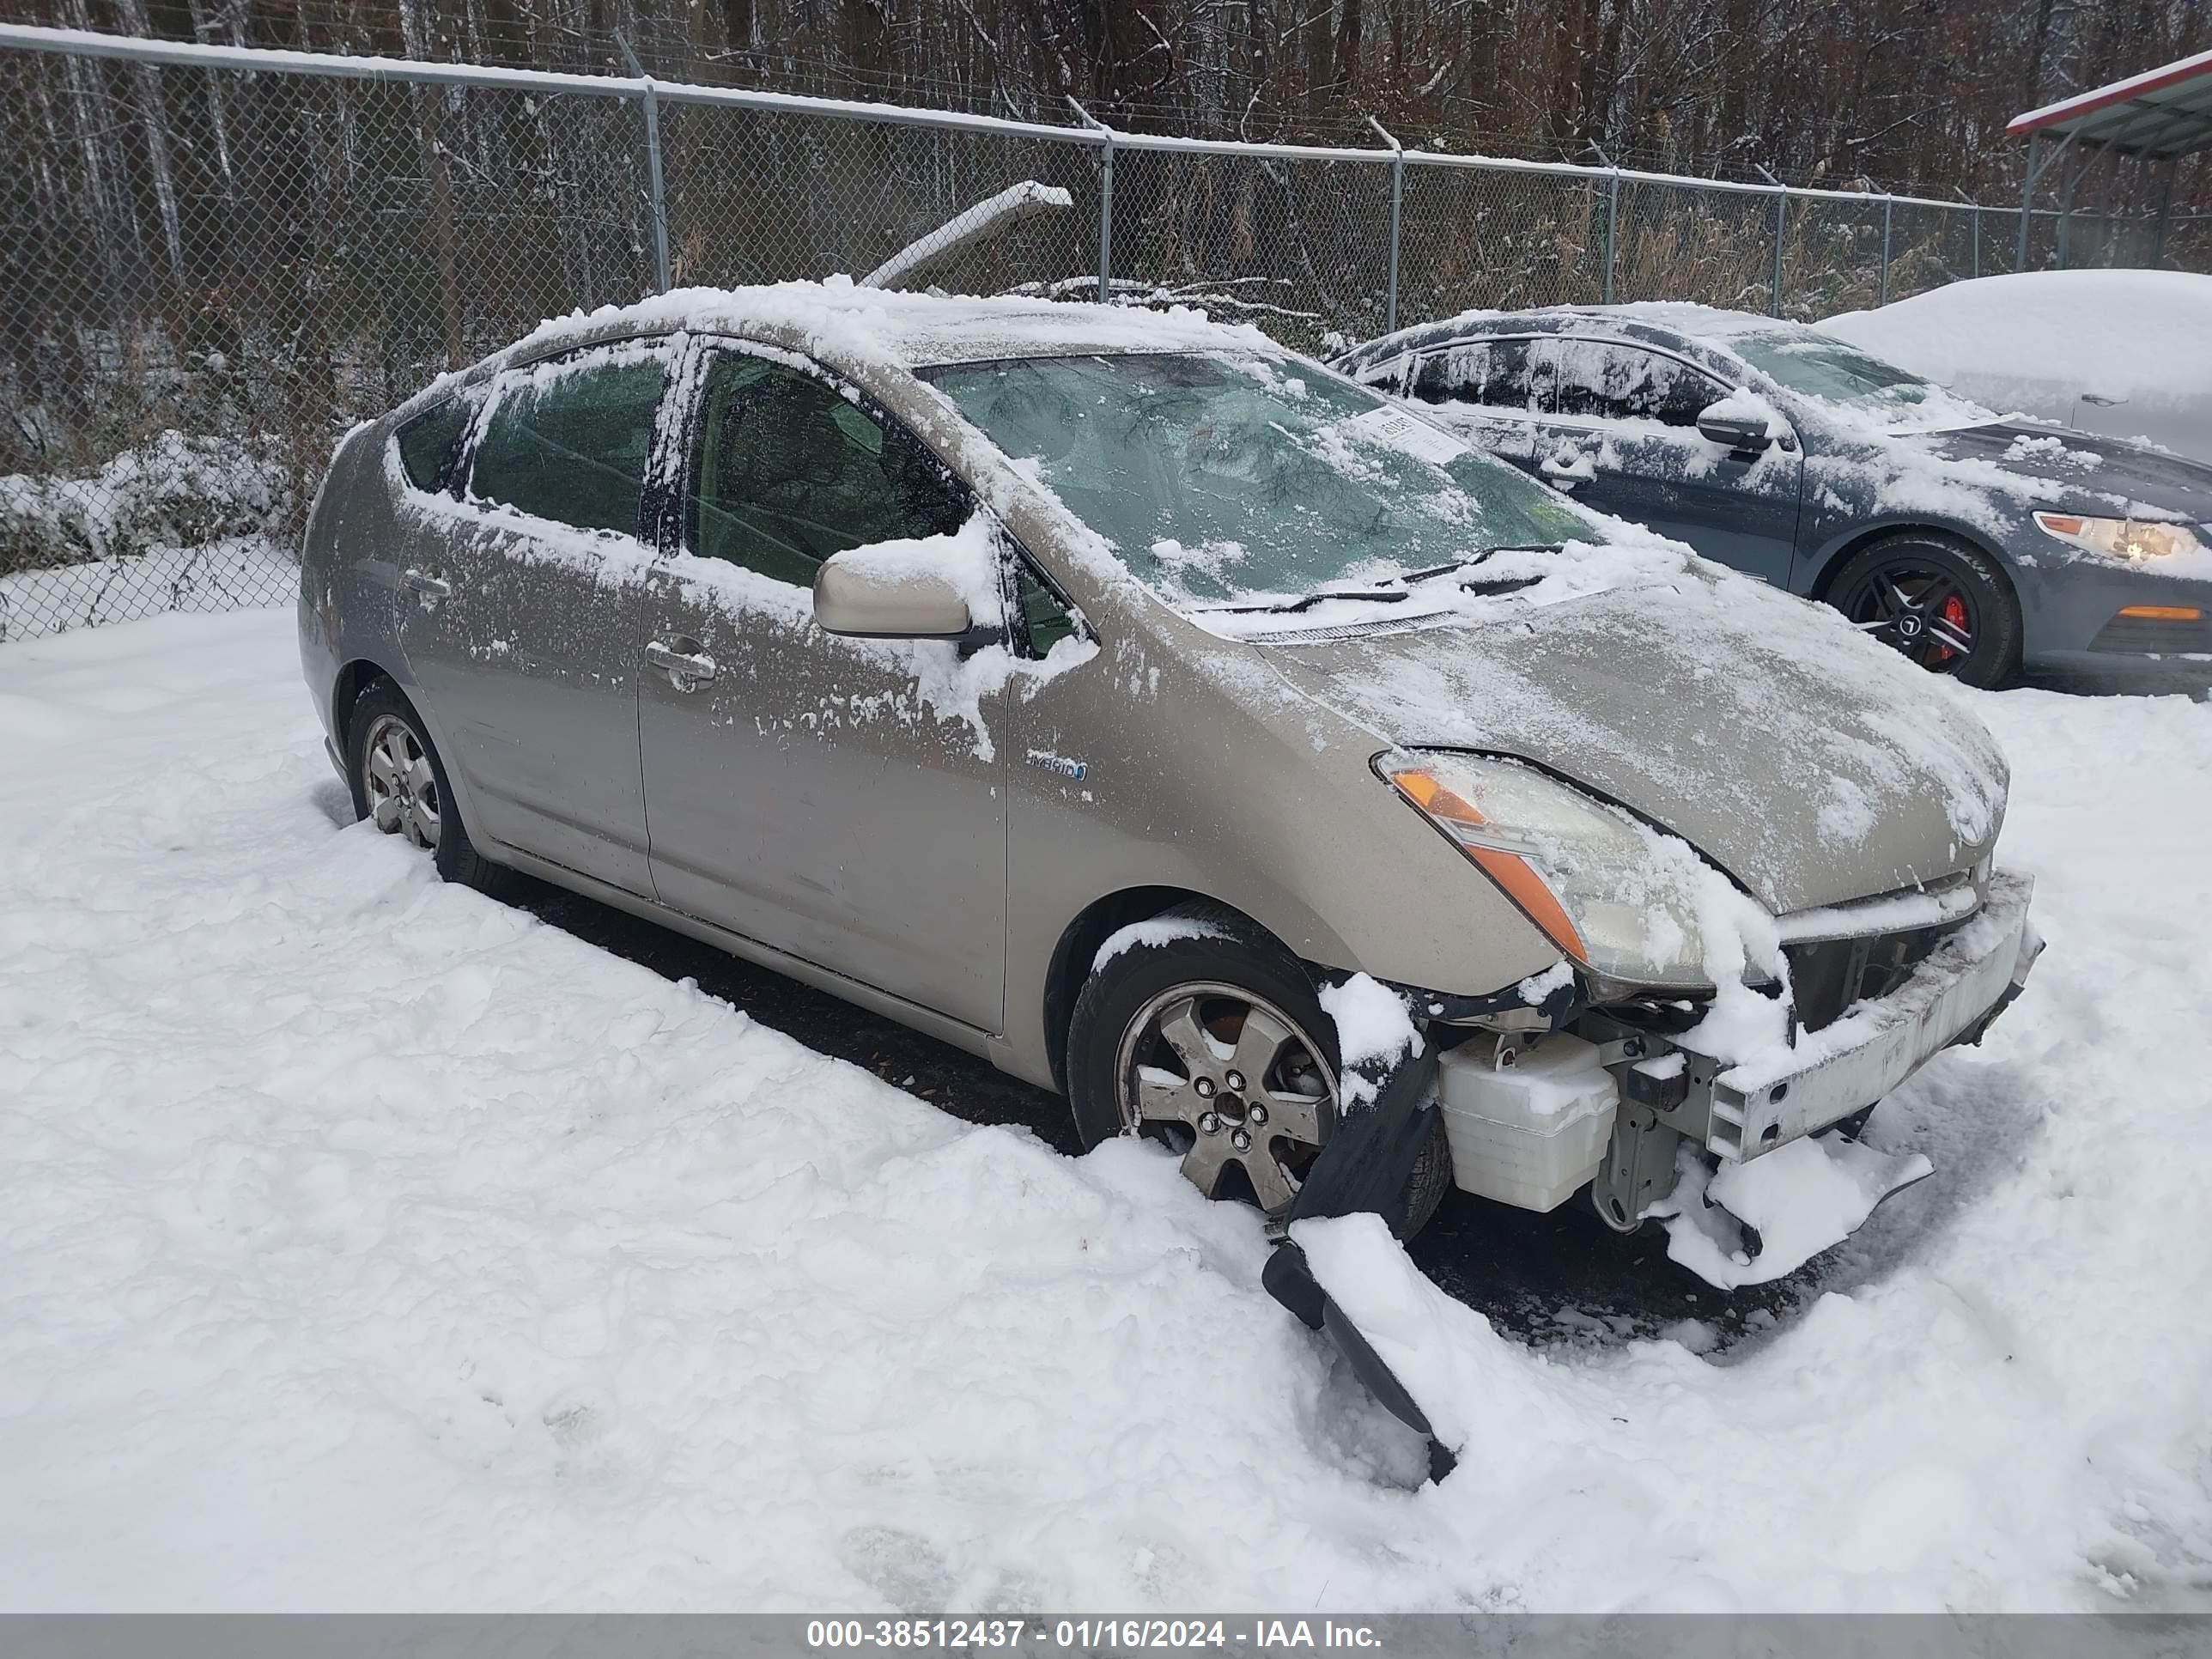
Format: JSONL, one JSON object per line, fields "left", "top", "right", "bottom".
{"left": 501, "top": 282, "right": 1286, "bottom": 374}
{"left": 1334, "top": 302, "right": 1807, "bottom": 376}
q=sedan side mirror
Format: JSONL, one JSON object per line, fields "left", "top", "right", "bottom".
{"left": 813, "top": 545, "right": 973, "bottom": 639}
{"left": 1696, "top": 405, "right": 1778, "bottom": 453}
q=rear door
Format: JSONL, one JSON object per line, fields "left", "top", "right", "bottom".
{"left": 398, "top": 338, "right": 673, "bottom": 894}
{"left": 635, "top": 340, "right": 1009, "bottom": 1032}
{"left": 1530, "top": 336, "right": 1804, "bottom": 586}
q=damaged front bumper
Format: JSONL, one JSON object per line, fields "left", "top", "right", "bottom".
{"left": 1620, "top": 869, "right": 2041, "bottom": 1163}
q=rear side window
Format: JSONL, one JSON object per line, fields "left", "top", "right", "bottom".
{"left": 394, "top": 397, "right": 474, "bottom": 493}
{"left": 1407, "top": 337, "right": 1547, "bottom": 413}
{"left": 470, "top": 355, "right": 670, "bottom": 536}
{"left": 1548, "top": 339, "right": 1727, "bottom": 428}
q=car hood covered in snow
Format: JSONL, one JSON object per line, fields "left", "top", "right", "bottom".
{"left": 1917, "top": 420, "right": 2212, "bottom": 520}
{"left": 1254, "top": 549, "right": 2008, "bottom": 915}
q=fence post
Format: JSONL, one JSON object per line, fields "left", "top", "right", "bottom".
{"left": 1955, "top": 189, "right": 1981, "bottom": 282}
{"left": 1368, "top": 116, "right": 1403, "bottom": 335}
{"left": 1880, "top": 194, "right": 1893, "bottom": 306}
{"left": 1067, "top": 99, "right": 1113, "bottom": 301}
{"left": 1757, "top": 167, "right": 1785, "bottom": 316}
{"left": 616, "top": 33, "right": 673, "bottom": 295}
{"left": 1604, "top": 167, "right": 1621, "bottom": 304}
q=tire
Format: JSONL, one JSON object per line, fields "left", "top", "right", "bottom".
{"left": 1065, "top": 905, "right": 1452, "bottom": 1240}
{"left": 1827, "top": 532, "right": 2022, "bottom": 689}
{"left": 345, "top": 679, "right": 515, "bottom": 898}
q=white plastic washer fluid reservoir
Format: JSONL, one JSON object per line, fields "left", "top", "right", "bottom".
{"left": 1436, "top": 1034, "right": 1620, "bottom": 1213}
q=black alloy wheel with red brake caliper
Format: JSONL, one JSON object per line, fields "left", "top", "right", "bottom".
{"left": 1827, "top": 532, "right": 2022, "bottom": 690}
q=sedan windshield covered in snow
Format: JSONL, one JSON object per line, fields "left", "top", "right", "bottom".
{"left": 1729, "top": 330, "right": 1960, "bottom": 422}
{"left": 921, "top": 352, "right": 1591, "bottom": 605}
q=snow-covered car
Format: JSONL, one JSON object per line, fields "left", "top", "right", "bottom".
{"left": 1822, "top": 269, "right": 2212, "bottom": 465}
{"left": 1334, "top": 304, "right": 2212, "bottom": 686}
{"left": 298, "top": 282, "right": 2038, "bottom": 1300}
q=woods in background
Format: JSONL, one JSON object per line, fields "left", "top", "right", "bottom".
{"left": 15, "top": 0, "right": 2202, "bottom": 197}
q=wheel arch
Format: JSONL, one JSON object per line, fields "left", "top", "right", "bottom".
{"left": 1040, "top": 885, "right": 1291, "bottom": 1094}
{"left": 1806, "top": 519, "right": 2017, "bottom": 605}
{"left": 331, "top": 657, "right": 400, "bottom": 749}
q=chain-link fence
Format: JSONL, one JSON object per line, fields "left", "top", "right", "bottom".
{"left": 0, "top": 21, "right": 2190, "bottom": 641}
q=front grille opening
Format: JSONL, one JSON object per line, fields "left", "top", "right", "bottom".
{"left": 1784, "top": 924, "right": 1948, "bottom": 1032}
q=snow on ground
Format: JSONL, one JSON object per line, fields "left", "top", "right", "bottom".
{"left": 3, "top": 607, "right": 2210, "bottom": 1613}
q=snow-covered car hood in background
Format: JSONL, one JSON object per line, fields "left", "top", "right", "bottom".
{"left": 1915, "top": 419, "right": 2212, "bottom": 520}
{"left": 1820, "top": 268, "right": 2212, "bottom": 464}
{"left": 1255, "top": 552, "right": 2008, "bottom": 915}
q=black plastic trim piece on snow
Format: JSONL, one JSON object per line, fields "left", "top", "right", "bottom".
{"left": 1266, "top": 1035, "right": 1462, "bottom": 1482}
{"left": 1267, "top": 1237, "right": 1459, "bottom": 1484}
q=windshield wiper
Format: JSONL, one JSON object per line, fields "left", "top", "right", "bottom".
{"left": 1198, "top": 587, "right": 1414, "bottom": 617}
{"left": 1196, "top": 545, "right": 1566, "bottom": 617}
{"left": 1400, "top": 544, "right": 1562, "bottom": 583}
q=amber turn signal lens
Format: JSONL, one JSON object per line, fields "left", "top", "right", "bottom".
{"left": 2117, "top": 605, "right": 2203, "bottom": 622}
{"left": 1387, "top": 766, "right": 1589, "bottom": 962}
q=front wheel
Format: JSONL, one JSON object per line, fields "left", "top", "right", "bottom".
{"left": 345, "top": 680, "right": 515, "bottom": 898}
{"left": 1064, "top": 908, "right": 1451, "bottom": 1238}
{"left": 1828, "top": 533, "right": 2021, "bottom": 689}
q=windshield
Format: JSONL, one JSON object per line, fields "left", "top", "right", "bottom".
{"left": 1730, "top": 330, "right": 1942, "bottom": 413}
{"left": 919, "top": 352, "right": 1592, "bottom": 605}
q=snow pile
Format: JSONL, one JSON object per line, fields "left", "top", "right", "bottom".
{"left": 5, "top": 610, "right": 2212, "bottom": 1611}
{"left": 0, "top": 428, "right": 289, "bottom": 574}
{"left": 1821, "top": 270, "right": 2212, "bottom": 461}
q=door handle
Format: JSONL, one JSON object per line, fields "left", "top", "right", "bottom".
{"left": 647, "top": 637, "right": 719, "bottom": 690}
{"left": 403, "top": 568, "right": 452, "bottom": 599}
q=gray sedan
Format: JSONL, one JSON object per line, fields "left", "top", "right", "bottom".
{"left": 298, "top": 284, "right": 2036, "bottom": 1279}
{"left": 1334, "top": 304, "right": 2212, "bottom": 687}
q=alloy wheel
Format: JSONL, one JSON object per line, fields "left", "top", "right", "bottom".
{"left": 361, "top": 713, "right": 442, "bottom": 850}
{"left": 1843, "top": 558, "right": 1979, "bottom": 672}
{"left": 1114, "top": 981, "right": 1337, "bottom": 1214}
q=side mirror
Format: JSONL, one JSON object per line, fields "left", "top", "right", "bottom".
{"left": 1696, "top": 404, "right": 1778, "bottom": 453}
{"left": 812, "top": 545, "right": 973, "bottom": 639}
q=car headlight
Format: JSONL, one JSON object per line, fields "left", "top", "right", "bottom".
{"left": 1379, "top": 753, "right": 1711, "bottom": 987}
{"left": 2033, "top": 511, "right": 2203, "bottom": 561}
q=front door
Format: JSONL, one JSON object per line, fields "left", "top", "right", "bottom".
{"left": 1530, "top": 336, "right": 1805, "bottom": 587}
{"left": 397, "top": 340, "right": 675, "bottom": 893}
{"left": 635, "top": 341, "right": 1009, "bottom": 1032}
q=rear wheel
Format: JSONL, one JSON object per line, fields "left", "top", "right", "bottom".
{"left": 1065, "top": 908, "right": 1451, "bottom": 1239}
{"left": 345, "top": 681, "right": 515, "bottom": 898}
{"left": 1829, "top": 532, "right": 2021, "bottom": 689}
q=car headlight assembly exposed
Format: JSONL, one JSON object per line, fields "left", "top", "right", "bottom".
{"left": 2033, "top": 511, "right": 2203, "bottom": 562}
{"left": 1381, "top": 754, "right": 1711, "bottom": 988}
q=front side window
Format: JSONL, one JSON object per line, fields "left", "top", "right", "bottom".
{"left": 1548, "top": 340, "right": 1728, "bottom": 428}
{"left": 921, "top": 351, "right": 1593, "bottom": 607}
{"left": 684, "top": 352, "right": 968, "bottom": 588}
{"left": 469, "top": 353, "right": 670, "bottom": 536}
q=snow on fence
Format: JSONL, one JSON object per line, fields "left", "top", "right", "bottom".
{"left": 0, "top": 21, "right": 2185, "bottom": 641}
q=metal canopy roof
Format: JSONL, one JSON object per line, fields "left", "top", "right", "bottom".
{"left": 2008, "top": 49, "right": 2212, "bottom": 158}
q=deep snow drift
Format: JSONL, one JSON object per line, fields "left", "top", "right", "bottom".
{"left": 3, "top": 608, "right": 2209, "bottom": 1612}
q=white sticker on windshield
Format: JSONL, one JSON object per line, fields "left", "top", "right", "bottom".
{"left": 1337, "top": 404, "right": 1471, "bottom": 466}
